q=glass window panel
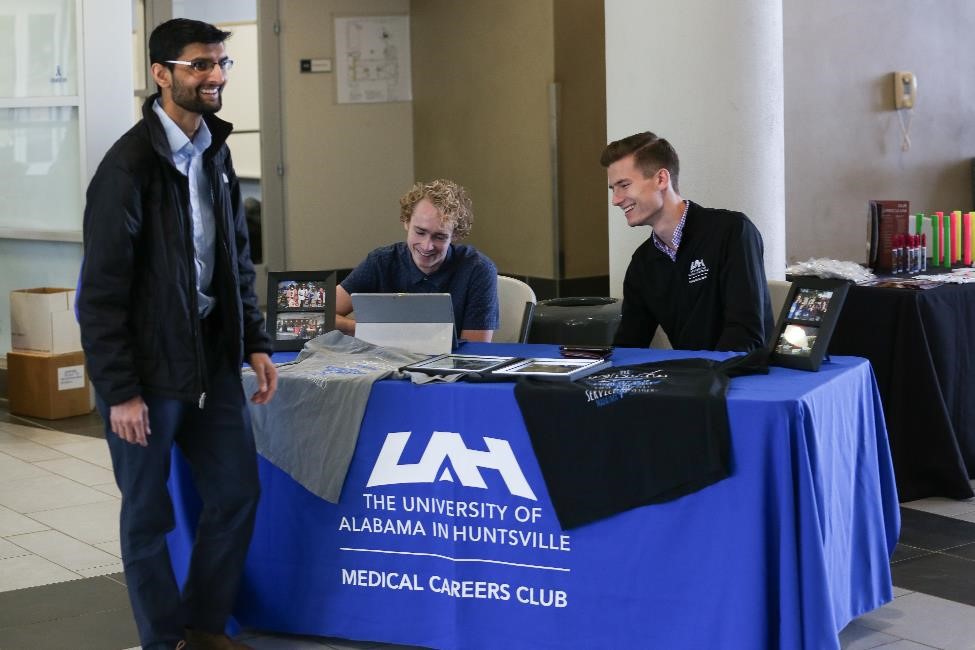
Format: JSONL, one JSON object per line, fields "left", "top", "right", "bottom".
{"left": 0, "top": 106, "right": 82, "bottom": 231}
{"left": 0, "top": 0, "right": 77, "bottom": 98}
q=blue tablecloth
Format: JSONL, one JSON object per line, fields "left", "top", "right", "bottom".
{"left": 168, "top": 343, "right": 899, "bottom": 649}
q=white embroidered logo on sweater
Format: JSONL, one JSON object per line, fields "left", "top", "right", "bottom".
{"left": 688, "top": 259, "right": 709, "bottom": 284}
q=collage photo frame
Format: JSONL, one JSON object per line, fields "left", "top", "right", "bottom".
{"left": 265, "top": 271, "right": 337, "bottom": 351}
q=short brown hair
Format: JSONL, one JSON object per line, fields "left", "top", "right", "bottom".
{"left": 600, "top": 132, "right": 680, "bottom": 193}
{"left": 399, "top": 179, "right": 474, "bottom": 240}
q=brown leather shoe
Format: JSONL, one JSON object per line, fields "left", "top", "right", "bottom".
{"left": 184, "top": 628, "right": 254, "bottom": 649}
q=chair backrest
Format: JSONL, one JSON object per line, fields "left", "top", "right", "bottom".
{"left": 495, "top": 275, "right": 537, "bottom": 343}
{"left": 768, "top": 279, "right": 793, "bottom": 320}
{"left": 650, "top": 325, "right": 672, "bottom": 350}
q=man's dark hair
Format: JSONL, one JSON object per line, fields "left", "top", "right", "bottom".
{"left": 148, "top": 18, "right": 231, "bottom": 68}
{"left": 600, "top": 131, "right": 681, "bottom": 193}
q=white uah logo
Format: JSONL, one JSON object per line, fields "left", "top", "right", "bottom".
{"left": 366, "top": 431, "right": 537, "bottom": 501}
{"left": 688, "top": 258, "right": 709, "bottom": 283}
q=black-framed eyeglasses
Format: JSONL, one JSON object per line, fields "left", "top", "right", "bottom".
{"left": 165, "top": 58, "right": 234, "bottom": 73}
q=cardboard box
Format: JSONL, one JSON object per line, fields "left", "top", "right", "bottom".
{"left": 6, "top": 350, "right": 94, "bottom": 420}
{"left": 10, "top": 287, "right": 82, "bottom": 353}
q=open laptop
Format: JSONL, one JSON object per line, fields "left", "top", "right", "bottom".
{"left": 350, "top": 293, "right": 455, "bottom": 355}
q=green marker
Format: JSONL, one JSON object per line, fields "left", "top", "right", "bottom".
{"left": 941, "top": 215, "right": 951, "bottom": 269}
{"left": 916, "top": 212, "right": 924, "bottom": 235}
{"left": 933, "top": 215, "right": 940, "bottom": 267}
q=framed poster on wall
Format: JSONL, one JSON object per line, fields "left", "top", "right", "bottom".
{"left": 334, "top": 15, "right": 412, "bottom": 104}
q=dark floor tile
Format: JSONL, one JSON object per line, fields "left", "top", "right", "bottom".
{"left": 898, "top": 507, "right": 975, "bottom": 551}
{"left": 0, "top": 575, "right": 131, "bottom": 629}
{"left": 0, "top": 607, "right": 139, "bottom": 650}
{"left": 891, "top": 552, "right": 975, "bottom": 607}
{"left": 891, "top": 543, "right": 934, "bottom": 564}
{"left": 943, "top": 541, "right": 975, "bottom": 562}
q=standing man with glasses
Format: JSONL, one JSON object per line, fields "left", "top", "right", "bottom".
{"left": 78, "top": 18, "right": 277, "bottom": 650}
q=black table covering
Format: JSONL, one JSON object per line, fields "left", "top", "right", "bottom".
{"left": 829, "top": 282, "right": 975, "bottom": 501}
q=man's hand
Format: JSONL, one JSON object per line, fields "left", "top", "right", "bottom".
{"left": 110, "top": 396, "right": 151, "bottom": 447}
{"left": 248, "top": 352, "right": 278, "bottom": 404}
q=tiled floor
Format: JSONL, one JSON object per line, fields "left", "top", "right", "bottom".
{"left": 1, "top": 406, "right": 974, "bottom": 649}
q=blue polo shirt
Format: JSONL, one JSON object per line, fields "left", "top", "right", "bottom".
{"left": 341, "top": 242, "right": 499, "bottom": 333}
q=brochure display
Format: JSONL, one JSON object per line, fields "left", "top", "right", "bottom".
{"left": 867, "top": 199, "right": 909, "bottom": 273}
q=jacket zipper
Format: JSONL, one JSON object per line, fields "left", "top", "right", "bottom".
{"left": 174, "top": 168, "right": 207, "bottom": 409}
{"left": 210, "top": 164, "right": 242, "bottom": 379}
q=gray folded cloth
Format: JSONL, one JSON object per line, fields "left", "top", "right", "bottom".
{"left": 243, "top": 331, "right": 427, "bottom": 502}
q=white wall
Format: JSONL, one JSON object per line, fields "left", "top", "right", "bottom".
{"left": 172, "top": 0, "right": 255, "bottom": 24}
{"left": 83, "top": 1, "right": 137, "bottom": 181}
{"left": 784, "top": 0, "right": 975, "bottom": 263}
{"left": 605, "top": 0, "right": 786, "bottom": 297}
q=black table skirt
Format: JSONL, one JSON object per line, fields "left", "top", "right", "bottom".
{"left": 829, "top": 282, "right": 975, "bottom": 501}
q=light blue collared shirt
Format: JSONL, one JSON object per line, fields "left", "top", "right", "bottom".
{"left": 153, "top": 100, "right": 216, "bottom": 318}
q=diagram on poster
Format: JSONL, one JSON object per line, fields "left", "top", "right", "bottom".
{"left": 335, "top": 15, "right": 411, "bottom": 103}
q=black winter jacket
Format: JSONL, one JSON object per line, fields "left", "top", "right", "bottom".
{"left": 78, "top": 95, "right": 270, "bottom": 406}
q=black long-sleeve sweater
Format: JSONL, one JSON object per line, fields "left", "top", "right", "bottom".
{"left": 614, "top": 201, "right": 773, "bottom": 351}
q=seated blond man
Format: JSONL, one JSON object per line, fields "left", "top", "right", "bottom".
{"left": 336, "top": 179, "right": 499, "bottom": 342}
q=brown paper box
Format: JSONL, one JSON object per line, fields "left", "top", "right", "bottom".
{"left": 7, "top": 350, "right": 94, "bottom": 420}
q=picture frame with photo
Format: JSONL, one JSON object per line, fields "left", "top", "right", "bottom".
{"left": 490, "top": 357, "right": 610, "bottom": 382}
{"left": 400, "top": 353, "right": 518, "bottom": 376}
{"left": 265, "top": 271, "right": 337, "bottom": 351}
{"left": 770, "top": 277, "right": 850, "bottom": 371}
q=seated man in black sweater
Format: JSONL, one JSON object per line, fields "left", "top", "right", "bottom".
{"left": 602, "top": 132, "right": 773, "bottom": 351}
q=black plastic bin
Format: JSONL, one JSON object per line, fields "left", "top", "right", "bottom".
{"left": 527, "top": 297, "right": 622, "bottom": 346}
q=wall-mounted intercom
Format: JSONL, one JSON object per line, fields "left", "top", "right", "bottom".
{"left": 893, "top": 71, "right": 917, "bottom": 109}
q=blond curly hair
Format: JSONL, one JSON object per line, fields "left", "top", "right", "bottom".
{"left": 399, "top": 179, "right": 473, "bottom": 240}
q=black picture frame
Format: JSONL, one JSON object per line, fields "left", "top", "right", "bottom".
{"left": 769, "top": 277, "right": 850, "bottom": 371}
{"left": 490, "top": 357, "right": 610, "bottom": 382}
{"left": 265, "top": 271, "right": 337, "bottom": 351}
{"left": 400, "top": 353, "right": 518, "bottom": 376}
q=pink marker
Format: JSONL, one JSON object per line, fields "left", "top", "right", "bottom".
{"left": 965, "top": 212, "right": 973, "bottom": 266}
